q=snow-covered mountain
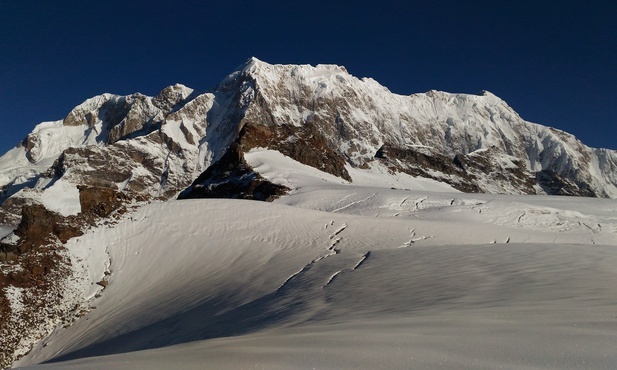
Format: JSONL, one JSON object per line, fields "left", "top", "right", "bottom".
{"left": 226, "top": 58, "right": 617, "bottom": 198}
{"left": 1, "top": 57, "right": 616, "bottom": 226}
{"left": 2, "top": 58, "right": 617, "bottom": 368}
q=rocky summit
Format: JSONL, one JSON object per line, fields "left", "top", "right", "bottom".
{"left": 1, "top": 58, "right": 617, "bottom": 367}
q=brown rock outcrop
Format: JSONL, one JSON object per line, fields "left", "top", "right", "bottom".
{"left": 238, "top": 122, "right": 352, "bottom": 182}
{"left": 78, "top": 185, "right": 131, "bottom": 218}
{"left": 179, "top": 143, "right": 289, "bottom": 201}
{"left": 0, "top": 204, "right": 82, "bottom": 257}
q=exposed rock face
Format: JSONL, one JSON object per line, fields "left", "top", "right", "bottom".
{"left": 237, "top": 123, "right": 351, "bottom": 181}
{"left": 0, "top": 196, "right": 35, "bottom": 226}
{"left": 0, "top": 205, "right": 81, "bottom": 261}
{"left": 536, "top": 170, "right": 597, "bottom": 197}
{"left": 375, "top": 144, "right": 480, "bottom": 193}
{"left": 78, "top": 186, "right": 133, "bottom": 218}
{"left": 0, "top": 185, "right": 135, "bottom": 262}
{"left": 179, "top": 144, "right": 288, "bottom": 201}
{"left": 1, "top": 202, "right": 79, "bottom": 369}
{"left": 451, "top": 147, "right": 538, "bottom": 194}
{"left": 0, "top": 243, "right": 72, "bottom": 368}
{"left": 15, "top": 204, "right": 82, "bottom": 248}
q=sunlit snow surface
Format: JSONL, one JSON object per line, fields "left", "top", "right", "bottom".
{"left": 16, "top": 150, "right": 617, "bottom": 369}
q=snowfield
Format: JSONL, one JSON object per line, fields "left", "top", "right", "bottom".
{"left": 13, "top": 150, "right": 617, "bottom": 369}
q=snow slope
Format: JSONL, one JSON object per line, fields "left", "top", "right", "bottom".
{"left": 15, "top": 150, "right": 617, "bottom": 369}
{"left": 24, "top": 244, "right": 617, "bottom": 370}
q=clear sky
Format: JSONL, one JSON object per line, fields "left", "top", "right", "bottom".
{"left": 1, "top": 0, "right": 615, "bottom": 154}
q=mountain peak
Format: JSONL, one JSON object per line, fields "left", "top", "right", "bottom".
{"left": 236, "top": 57, "right": 350, "bottom": 79}
{"left": 153, "top": 83, "right": 195, "bottom": 111}
{"left": 236, "top": 56, "right": 268, "bottom": 73}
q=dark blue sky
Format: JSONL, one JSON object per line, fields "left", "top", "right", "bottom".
{"left": 1, "top": 0, "right": 615, "bottom": 154}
